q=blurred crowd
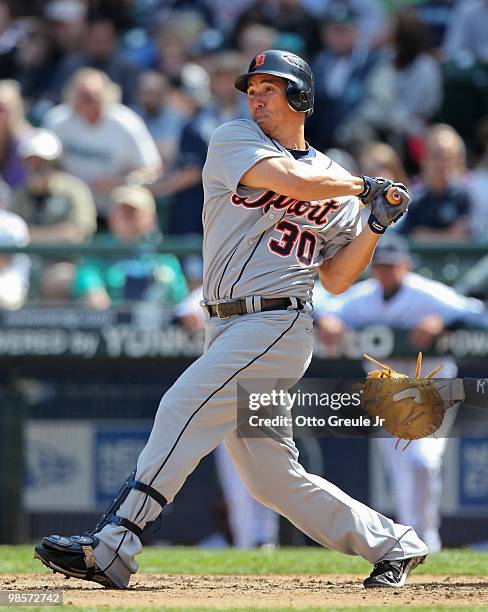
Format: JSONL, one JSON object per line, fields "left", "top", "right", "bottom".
{"left": 0, "top": 0, "right": 488, "bottom": 310}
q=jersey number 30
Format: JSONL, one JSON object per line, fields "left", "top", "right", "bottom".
{"left": 269, "top": 220, "right": 316, "bottom": 265}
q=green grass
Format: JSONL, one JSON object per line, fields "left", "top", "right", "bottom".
{"left": 2, "top": 547, "right": 487, "bottom": 610}
{"left": 1, "top": 545, "right": 487, "bottom": 576}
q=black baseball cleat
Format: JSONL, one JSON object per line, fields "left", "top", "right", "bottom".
{"left": 363, "top": 555, "right": 426, "bottom": 588}
{"left": 34, "top": 534, "right": 120, "bottom": 589}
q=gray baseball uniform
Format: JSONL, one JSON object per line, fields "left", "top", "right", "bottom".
{"left": 91, "top": 118, "right": 428, "bottom": 587}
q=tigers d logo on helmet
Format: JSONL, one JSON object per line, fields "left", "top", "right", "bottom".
{"left": 254, "top": 53, "right": 266, "bottom": 67}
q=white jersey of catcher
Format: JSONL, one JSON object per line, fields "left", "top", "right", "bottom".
{"left": 202, "top": 119, "right": 361, "bottom": 303}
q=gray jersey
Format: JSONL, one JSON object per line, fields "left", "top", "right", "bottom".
{"left": 202, "top": 119, "right": 361, "bottom": 303}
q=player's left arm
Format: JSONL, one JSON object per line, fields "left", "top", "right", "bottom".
{"left": 318, "top": 225, "right": 380, "bottom": 295}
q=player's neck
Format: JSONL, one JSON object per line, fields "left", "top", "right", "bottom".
{"left": 272, "top": 125, "right": 306, "bottom": 150}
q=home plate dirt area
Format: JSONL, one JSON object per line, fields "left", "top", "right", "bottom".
{"left": 1, "top": 573, "right": 487, "bottom": 609}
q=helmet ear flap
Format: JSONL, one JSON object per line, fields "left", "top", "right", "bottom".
{"left": 285, "top": 81, "right": 312, "bottom": 114}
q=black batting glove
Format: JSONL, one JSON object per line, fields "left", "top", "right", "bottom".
{"left": 359, "top": 176, "right": 391, "bottom": 207}
{"left": 367, "top": 183, "right": 410, "bottom": 234}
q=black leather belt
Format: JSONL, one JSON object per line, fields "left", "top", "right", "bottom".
{"left": 205, "top": 297, "right": 304, "bottom": 319}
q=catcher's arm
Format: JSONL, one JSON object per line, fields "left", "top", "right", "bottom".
{"left": 398, "top": 377, "right": 488, "bottom": 413}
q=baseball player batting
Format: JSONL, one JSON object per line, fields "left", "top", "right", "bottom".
{"left": 34, "top": 50, "right": 426, "bottom": 589}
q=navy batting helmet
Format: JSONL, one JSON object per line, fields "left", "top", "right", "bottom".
{"left": 234, "top": 49, "right": 314, "bottom": 116}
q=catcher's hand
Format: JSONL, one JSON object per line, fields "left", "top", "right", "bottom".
{"left": 360, "top": 353, "right": 462, "bottom": 445}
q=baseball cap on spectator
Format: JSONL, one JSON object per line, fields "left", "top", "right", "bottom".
{"left": 323, "top": 1, "right": 358, "bottom": 25}
{"left": 110, "top": 185, "right": 156, "bottom": 214}
{"left": 44, "top": 0, "right": 86, "bottom": 23}
{"left": 372, "top": 234, "right": 411, "bottom": 266}
{"left": 19, "top": 129, "right": 62, "bottom": 161}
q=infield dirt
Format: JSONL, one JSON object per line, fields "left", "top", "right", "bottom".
{"left": 1, "top": 573, "right": 487, "bottom": 608}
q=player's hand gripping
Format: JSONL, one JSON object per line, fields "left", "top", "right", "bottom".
{"left": 359, "top": 177, "right": 410, "bottom": 234}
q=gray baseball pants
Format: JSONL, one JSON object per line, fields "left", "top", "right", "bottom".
{"left": 92, "top": 307, "right": 428, "bottom": 587}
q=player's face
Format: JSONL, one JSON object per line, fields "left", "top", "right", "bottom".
{"left": 247, "top": 74, "right": 297, "bottom": 137}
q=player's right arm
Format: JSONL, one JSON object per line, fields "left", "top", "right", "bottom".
{"left": 240, "top": 156, "right": 367, "bottom": 201}
{"left": 205, "top": 120, "right": 385, "bottom": 205}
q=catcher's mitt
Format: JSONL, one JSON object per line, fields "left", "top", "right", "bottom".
{"left": 361, "top": 352, "right": 446, "bottom": 447}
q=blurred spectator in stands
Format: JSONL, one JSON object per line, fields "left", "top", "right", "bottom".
{"left": 156, "top": 12, "right": 205, "bottom": 84}
{"left": 44, "top": 68, "right": 161, "bottom": 226}
{"left": 455, "top": 132, "right": 488, "bottom": 292}
{"left": 73, "top": 185, "right": 187, "bottom": 310}
{"left": 0, "top": 80, "right": 31, "bottom": 188}
{"left": 14, "top": 20, "right": 58, "bottom": 124}
{"left": 232, "top": 0, "right": 320, "bottom": 56}
{"left": 303, "top": 0, "right": 386, "bottom": 48}
{"left": 10, "top": 128, "right": 96, "bottom": 243}
{"left": 44, "top": 0, "right": 87, "bottom": 61}
{"left": 0, "top": 0, "right": 24, "bottom": 80}
{"left": 444, "top": 0, "right": 488, "bottom": 62}
{"left": 468, "top": 118, "right": 488, "bottom": 238}
{"left": 204, "top": 52, "right": 248, "bottom": 124}
{"left": 134, "top": 70, "right": 186, "bottom": 168}
{"left": 9, "top": 128, "right": 96, "bottom": 302}
{"left": 152, "top": 53, "right": 247, "bottom": 234}
{"left": 358, "top": 142, "right": 409, "bottom": 187}
{"left": 150, "top": 63, "right": 212, "bottom": 236}
{"left": 414, "top": 1, "right": 458, "bottom": 56}
{"left": 358, "top": 141, "right": 409, "bottom": 225}
{"left": 308, "top": 0, "right": 393, "bottom": 153}
{"left": 386, "top": 9, "right": 443, "bottom": 165}
{"left": 0, "top": 209, "right": 30, "bottom": 310}
{"left": 204, "top": 0, "right": 254, "bottom": 35}
{"left": 137, "top": 0, "right": 212, "bottom": 32}
{"left": 315, "top": 234, "right": 486, "bottom": 551}
{"left": 236, "top": 23, "right": 277, "bottom": 60}
{"left": 398, "top": 124, "right": 473, "bottom": 239}
{"left": 52, "top": 13, "right": 139, "bottom": 106}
